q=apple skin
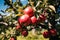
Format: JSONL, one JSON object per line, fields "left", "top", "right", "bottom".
{"left": 30, "top": 16, "right": 37, "bottom": 24}
{"left": 24, "top": 6, "right": 34, "bottom": 17}
{"left": 10, "top": 37, "right": 15, "bottom": 40}
{"left": 16, "top": 24, "right": 22, "bottom": 30}
{"left": 18, "top": 15, "right": 31, "bottom": 26}
{"left": 49, "top": 29, "right": 57, "bottom": 36}
{"left": 23, "top": 18, "right": 31, "bottom": 26}
{"left": 38, "top": 14, "right": 46, "bottom": 22}
{"left": 21, "top": 29, "right": 28, "bottom": 37}
{"left": 43, "top": 31, "right": 50, "bottom": 38}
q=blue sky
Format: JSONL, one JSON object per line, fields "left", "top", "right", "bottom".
{"left": 0, "top": 0, "right": 7, "bottom": 11}
{"left": 0, "top": 0, "right": 28, "bottom": 15}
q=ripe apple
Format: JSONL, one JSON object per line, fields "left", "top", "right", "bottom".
{"left": 38, "top": 14, "right": 46, "bottom": 22}
{"left": 24, "top": 18, "right": 31, "bottom": 26}
{"left": 24, "top": 6, "right": 34, "bottom": 17}
{"left": 10, "top": 37, "right": 15, "bottom": 40}
{"left": 31, "top": 16, "right": 37, "bottom": 24}
{"left": 18, "top": 15, "right": 31, "bottom": 26}
{"left": 43, "top": 31, "right": 50, "bottom": 38}
{"left": 21, "top": 30, "right": 28, "bottom": 37}
{"left": 49, "top": 29, "right": 57, "bottom": 36}
{"left": 16, "top": 24, "right": 22, "bottom": 30}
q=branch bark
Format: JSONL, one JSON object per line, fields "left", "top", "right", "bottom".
{"left": 0, "top": 22, "right": 8, "bottom": 26}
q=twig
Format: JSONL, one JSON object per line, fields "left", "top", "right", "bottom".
{"left": 0, "top": 22, "right": 8, "bottom": 26}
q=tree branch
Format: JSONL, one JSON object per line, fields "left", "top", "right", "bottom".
{"left": 0, "top": 22, "right": 8, "bottom": 26}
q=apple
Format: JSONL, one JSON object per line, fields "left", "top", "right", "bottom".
{"left": 31, "top": 16, "right": 37, "bottom": 24}
{"left": 38, "top": 14, "right": 46, "bottom": 22}
{"left": 24, "top": 6, "right": 34, "bottom": 17}
{"left": 49, "top": 29, "right": 57, "bottom": 36}
{"left": 10, "top": 37, "right": 15, "bottom": 40}
{"left": 24, "top": 18, "right": 31, "bottom": 26}
{"left": 43, "top": 31, "right": 50, "bottom": 38}
{"left": 16, "top": 24, "right": 22, "bottom": 30}
{"left": 21, "top": 30, "right": 28, "bottom": 37}
{"left": 18, "top": 15, "right": 31, "bottom": 26}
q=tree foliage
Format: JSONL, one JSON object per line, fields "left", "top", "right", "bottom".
{"left": 0, "top": 0, "right": 60, "bottom": 40}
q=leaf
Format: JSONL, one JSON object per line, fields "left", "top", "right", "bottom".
{"left": 16, "top": 14, "right": 23, "bottom": 17}
{"left": 5, "top": 8, "right": 13, "bottom": 12}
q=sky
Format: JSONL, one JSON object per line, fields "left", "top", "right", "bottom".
{"left": 0, "top": 0, "right": 28, "bottom": 15}
{"left": 0, "top": 0, "right": 7, "bottom": 11}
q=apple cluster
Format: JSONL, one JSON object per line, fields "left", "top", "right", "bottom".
{"left": 15, "top": 6, "right": 57, "bottom": 38}
{"left": 43, "top": 29, "right": 57, "bottom": 38}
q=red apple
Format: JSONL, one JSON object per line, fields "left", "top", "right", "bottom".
{"left": 24, "top": 18, "right": 31, "bottom": 26}
{"left": 49, "top": 29, "right": 57, "bottom": 36}
{"left": 16, "top": 24, "right": 22, "bottom": 30}
{"left": 38, "top": 14, "right": 46, "bottom": 22}
{"left": 24, "top": 6, "right": 34, "bottom": 17}
{"left": 31, "top": 16, "right": 37, "bottom": 24}
{"left": 43, "top": 31, "right": 50, "bottom": 38}
{"left": 10, "top": 37, "right": 15, "bottom": 40}
{"left": 18, "top": 15, "right": 31, "bottom": 26}
{"left": 21, "top": 30, "right": 28, "bottom": 37}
